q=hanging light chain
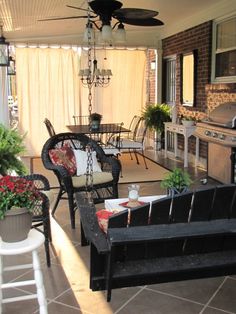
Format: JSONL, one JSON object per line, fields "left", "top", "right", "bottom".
{"left": 85, "top": 5, "right": 94, "bottom": 201}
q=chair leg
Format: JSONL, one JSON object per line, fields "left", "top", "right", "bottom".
{"left": 43, "top": 217, "right": 51, "bottom": 267}
{"left": 134, "top": 150, "right": 140, "bottom": 165}
{"left": 68, "top": 192, "right": 76, "bottom": 229}
{"left": 51, "top": 187, "right": 63, "bottom": 216}
{"left": 142, "top": 151, "right": 148, "bottom": 169}
{"left": 44, "top": 238, "right": 51, "bottom": 267}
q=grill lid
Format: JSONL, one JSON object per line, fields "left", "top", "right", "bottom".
{"left": 204, "top": 102, "right": 236, "bottom": 128}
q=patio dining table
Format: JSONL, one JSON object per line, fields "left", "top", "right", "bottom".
{"left": 66, "top": 123, "right": 130, "bottom": 135}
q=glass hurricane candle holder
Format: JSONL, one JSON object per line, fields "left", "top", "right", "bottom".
{"left": 128, "top": 184, "right": 140, "bottom": 202}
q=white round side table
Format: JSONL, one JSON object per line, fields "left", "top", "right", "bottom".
{"left": 0, "top": 229, "right": 47, "bottom": 314}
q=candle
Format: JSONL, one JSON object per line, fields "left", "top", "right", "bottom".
{"left": 129, "top": 189, "right": 138, "bottom": 201}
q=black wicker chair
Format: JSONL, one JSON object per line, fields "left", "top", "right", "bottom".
{"left": 21, "top": 174, "right": 52, "bottom": 267}
{"left": 41, "top": 132, "right": 121, "bottom": 229}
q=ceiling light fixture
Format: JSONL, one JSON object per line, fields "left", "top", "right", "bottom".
{"left": 83, "top": 20, "right": 126, "bottom": 45}
{"left": 0, "top": 25, "right": 9, "bottom": 66}
{"left": 79, "top": 46, "right": 112, "bottom": 88}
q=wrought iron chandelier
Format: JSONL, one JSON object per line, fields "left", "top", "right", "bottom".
{"left": 79, "top": 8, "right": 113, "bottom": 89}
{"left": 79, "top": 42, "right": 112, "bottom": 88}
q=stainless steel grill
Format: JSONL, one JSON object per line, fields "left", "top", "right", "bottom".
{"left": 194, "top": 102, "right": 236, "bottom": 184}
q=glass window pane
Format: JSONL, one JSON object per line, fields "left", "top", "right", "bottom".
{"left": 182, "top": 53, "right": 194, "bottom": 105}
{"left": 216, "top": 49, "right": 236, "bottom": 77}
{"left": 217, "top": 17, "right": 236, "bottom": 50}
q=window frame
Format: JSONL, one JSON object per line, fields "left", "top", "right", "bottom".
{"left": 211, "top": 14, "right": 236, "bottom": 83}
{"left": 163, "top": 55, "right": 176, "bottom": 106}
{"left": 180, "top": 50, "right": 197, "bottom": 107}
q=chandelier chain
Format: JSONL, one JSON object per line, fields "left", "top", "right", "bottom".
{"left": 85, "top": 5, "right": 94, "bottom": 201}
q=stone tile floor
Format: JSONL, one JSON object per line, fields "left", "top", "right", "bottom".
{"left": 2, "top": 150, "right": 236, "bottom": 314}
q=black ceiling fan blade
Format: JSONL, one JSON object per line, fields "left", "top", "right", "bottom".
{"left": 89, "top": 0, "right": 123, "bottom": 15}
{"left": 120, "top": 17, "right": 164, "bottom": 26}
{"left": 113, "top": 8, "right": 159, "bottom": 20}
{"left": 66, "top": 5, "right": 92, "bottom": 13}
{"left": 38, "top": 15, "right": 89, "bottom": 21}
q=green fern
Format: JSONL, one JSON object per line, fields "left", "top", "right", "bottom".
{"left": 0, "top": 124, "right": 27, "bottom": 176}
{"left": 142, "top": 103, "right": 171, "bottom": 134}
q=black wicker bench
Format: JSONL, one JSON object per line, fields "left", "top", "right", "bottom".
{"left": 76, "top": 184, "right": 236, "bottom": 302}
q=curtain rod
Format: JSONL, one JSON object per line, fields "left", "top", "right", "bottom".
{"left": 12, "top": 43, "right": 154, "bottom": 51}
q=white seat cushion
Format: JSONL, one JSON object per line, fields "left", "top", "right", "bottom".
{"left": 103, "top": 148, "right": 120, "bottom": 156}
{"left": 119, "top": 139, "right": 143, "bottom": 149}
{"left": 72, "top": 171, "right": 113, "bottom": 188}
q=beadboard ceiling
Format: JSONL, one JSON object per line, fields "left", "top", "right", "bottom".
{"left": 0, "top": 0, "right": 236, "bottom": 47}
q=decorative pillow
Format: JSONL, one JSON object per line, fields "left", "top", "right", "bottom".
{"left": 96, "top": 209, "right": 120, "bottom": 233}
{"left": 49, "top": 146, "right": 76, "bottom": 175}
{"left": 73, "top": 149, "right": 102, "bottom": 176}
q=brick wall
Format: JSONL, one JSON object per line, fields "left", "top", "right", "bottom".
{"left": 161, "top": 21, "right": 236, "bottom": 160}
{"left": 148, "top": 49, "right": 156, "bottom": 104}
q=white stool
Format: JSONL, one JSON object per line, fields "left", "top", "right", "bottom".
{"left": 0, "top": 229, "right": 47, "bottom": 314}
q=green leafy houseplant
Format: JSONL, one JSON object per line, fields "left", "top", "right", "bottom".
{"left": 142, "top": 103, "right": 171, "bottom": 134}
{"left": 0, "top": 176, "right": 40, "bottom": 219}
{"left": 89, "top": 112, "right": 102, "bottom": 122}
{"left": 160, "top": 168, "right": 192, "bottom": 196}
{"left": 0, "top": 124, "right": 27, "bottom": 176}
{"left": 89, "top": 112, "right": 102, "bottom": 130}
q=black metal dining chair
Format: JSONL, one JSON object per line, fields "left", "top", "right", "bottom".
{"left": 44, "top": 118, "right": 56, "bottom": 137}
{"left": 72, "top": 115, "right": 89, "bottom": 125}
{"left": 119, "top": 117, "right": 148, "bottom": 169}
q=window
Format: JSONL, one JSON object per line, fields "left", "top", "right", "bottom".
{"left": 164, "top": 56, "right": 176, "bottom": 105}
{"left": 212, "top": 15, "right": 236, "bottom": 83}
{"left": 181, "top": 52, "right": 195, "bottom": 106}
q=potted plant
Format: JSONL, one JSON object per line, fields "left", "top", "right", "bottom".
{"left": 89, "top": 112, "right": 102, "bottom": 130}
{"left": 0, "top": 124, "right": 27, "bottom": 176}
{"left": 160, "top": 168, "right": 192, "bottom": 196}
{"left": 0, "top": 176, "right": 40, "bottom": 242}
{"left": 142, "top": 103, "right": 171, "bottom": 150}
{"left": 180, "top": 115, "right": 196, "bottom": 126}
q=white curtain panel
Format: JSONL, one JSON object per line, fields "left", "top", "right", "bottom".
{"left": 16, "top": 47, "right": 80, "bottom": 156}
{"left": 79, "top": 49, "right": 147, "bottom": 129}
{"left": 16, "top": 47, "right": 146, "bottom": 156}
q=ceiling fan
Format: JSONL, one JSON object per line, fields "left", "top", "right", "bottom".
{"left": 39, "top": 0, "right": 164, "bottom": 28}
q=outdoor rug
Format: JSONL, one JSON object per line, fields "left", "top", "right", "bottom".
{"left": 118, "top": 153, "right": 170, "bottom": 184}
{"left": 29, "top": 154, "right": 171, "bottom": 187}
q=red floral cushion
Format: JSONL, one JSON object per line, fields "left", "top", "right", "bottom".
{"left": 49, "top": 147, "right": 76, "bottom": 175}
{"left": 96, "top": 209, "right": 120, "bottom": 233}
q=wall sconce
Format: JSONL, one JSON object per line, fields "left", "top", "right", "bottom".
{"left": 0, "top": 25, "right": 9, "bottom": 66}
{"left": 151, "top": 60, "right": 156, "bottom": 70}
{"left": 7, "top": 56, "right": 16, "bottom": 75}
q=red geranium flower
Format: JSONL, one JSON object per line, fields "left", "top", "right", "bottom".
{"left": 0, "top": 176, "right": 41, "bottom": 219}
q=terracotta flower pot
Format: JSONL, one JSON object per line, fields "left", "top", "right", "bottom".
{"left": 0, "top": 207, "right": 32, "bottom": 242}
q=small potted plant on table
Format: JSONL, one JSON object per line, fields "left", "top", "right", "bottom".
{"left": 180, "top": 115, "right": 196, "bottom": 127}
{"left": 89, "top": 112, "right": 102, "bottom": 130}
{"left": 0, "top": 176, "right": 40, "bottom": 242}
{"left": 160, "top": 168, "right": 192, "bottom": 197}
